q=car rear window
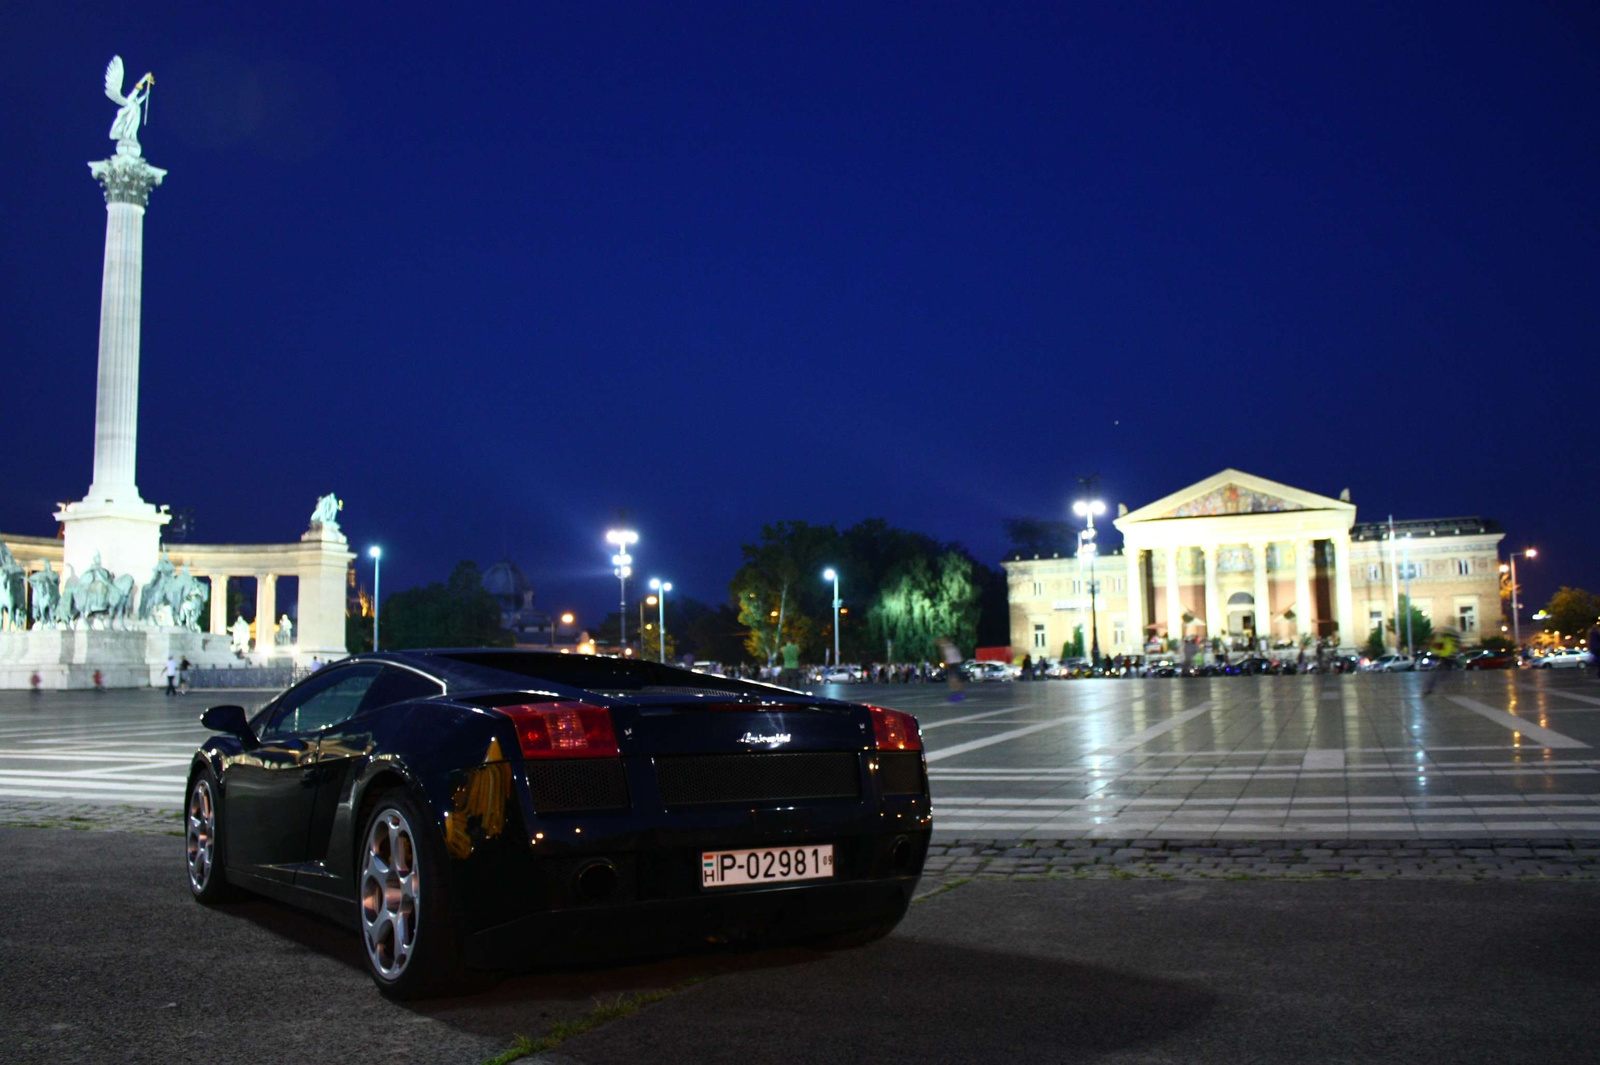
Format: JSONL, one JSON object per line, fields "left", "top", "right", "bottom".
{"left": 438, "top": 652, "right": 781, "bottom": 698}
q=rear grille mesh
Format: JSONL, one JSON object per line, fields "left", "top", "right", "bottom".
{"left": 525, "top": 760, "right": 631, "bottom": 813}
{"left": 655, "top": 752, "right": 860, "bottom": 806}
{"left": 878, "top": 752, "right": 925, "bottom": 795}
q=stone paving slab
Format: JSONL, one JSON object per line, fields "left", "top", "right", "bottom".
{"left": 921, "top": 837, "right": 1600, "bottom": 882}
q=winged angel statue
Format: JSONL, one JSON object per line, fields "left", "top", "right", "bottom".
{"left": 104, "top": 56, "right": 154, "bottom": 156}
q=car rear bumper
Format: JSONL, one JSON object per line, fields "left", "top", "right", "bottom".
{"left": 463, "top": 874, "right": 918, "bottom": 969}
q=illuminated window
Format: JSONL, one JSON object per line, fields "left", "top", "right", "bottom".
{"left": 1455, "top": 559, "right": 1472, "bottom": 576}
{"left": 1032, "top": 624, "right": 1047, "bottom": 649}
{"left": 1367, "top": 564, "right": 1381, "bottom": 581}
{"left": 1458, "top": 603, "right": 1477, "bottom": 633}
{"left": 1112, "top": 620, "right": 1126, "bottom": 645}
{"left": 1031, "top": 581, "right": 1043, "bottom": 597}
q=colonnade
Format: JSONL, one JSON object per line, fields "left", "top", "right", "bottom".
{"left": 1122, "top": 533, "right": 1358, "bottom": 646}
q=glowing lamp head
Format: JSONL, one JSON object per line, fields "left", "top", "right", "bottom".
{"left": 645, "top": 595, "right": 658, "bottom": 606}
{"left": 560, "top": 613, "right": 574, "bottom": 625}
{"left": 368, "top": 546, "right": 382, "bottom": 560}
{"left": 823, "top": 568, "right": 837, "bottom": 582}
{"left": 1526, "top": 548, "right": 1538, "bottom": 558}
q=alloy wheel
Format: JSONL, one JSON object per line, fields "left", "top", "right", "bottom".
{"left": 361, "top": 807, "right": 420, "bottom": 981}
{"left": 186, "top": 778, "right": 216, "bottom": 892}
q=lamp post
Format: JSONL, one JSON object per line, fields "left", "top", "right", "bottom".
{"left": 648, "top": 579, "right": 672, "bottom": 662}
{"left": 551, "top": 611, "right": 573, "bottom": 649}
{"left": 1402, "top": 535, "right": 1415, "bottom": 658}
{"left": 1505, "top": 547, "right": 1537, "bottom": 648}
{"left": 368, "top": 546, "right": 382, "bottom": 652}
{"left": 605, "top": 529, "right": 638, "bottom": 655}
{"left": 823, "top": 568, "right": 840, "bottom": 669}
{"left": 1073, "top": 500, "right": 1106, "bottom": 667}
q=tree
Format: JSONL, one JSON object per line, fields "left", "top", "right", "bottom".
{"left": 865, "top": 550, "right": 980, "bottom": 662}
{"left": 346, "top": 611, "right": 373, "bottom": 654}
{"left": 640, "top": 624, "right": 677, "bottom": 664}
{"left": 1364, "top": 626, "right": 1386, "bottom": 659}
{"left": 381, "top": 561, "right": 514, "bottom": 651}
{"left": 1542, "top": 587, "right": 1600, "bottom": 640}
{"left": 1386, "top": 595, "right": 1432, "bottom": 655}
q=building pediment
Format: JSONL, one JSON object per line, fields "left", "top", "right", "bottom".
{"left": 1116, "top": 469, "right": 1354, "bottom": 528}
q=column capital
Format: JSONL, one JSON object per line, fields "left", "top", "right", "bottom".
{"left": 89, "top": 153, "right": 166, "bottom": 207}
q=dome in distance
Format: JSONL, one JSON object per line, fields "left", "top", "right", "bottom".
{"left": 482, "top": 559, "right": 530, "bottom": 601}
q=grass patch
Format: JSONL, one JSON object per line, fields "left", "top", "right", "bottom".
{"left": 483, "top": 978, "right": 703, "bottom": 1065}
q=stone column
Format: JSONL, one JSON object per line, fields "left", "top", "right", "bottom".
{"left": 209, "top": 575, "right": 228, "bottom": 635}
{"left": 1204, "top": 544, "right": 1222, "bottom": 642}
{"left": 1332, "top": 533, "right": 1356, "bottom": 650}
{"left": 1294, "top": 540, "right": 1314, "bottom": 639}
{"left": 1164, "top": 547, "right": 1182, "bottom": 639}
{"left": 256, "top": 574, "right": 277, "bottom": 652}
{"left": 55, "top": 151, "right": 170, "bottom": 580}
{"left": 1125, "top": 546, "right": 1144, "bottom": 650}
{"left": 1251, "top": 542, "right": 1271, "bottom": 648}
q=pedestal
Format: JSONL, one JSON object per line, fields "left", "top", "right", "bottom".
{"left": 296, "top": 523, "right": 354, "bottom": 665}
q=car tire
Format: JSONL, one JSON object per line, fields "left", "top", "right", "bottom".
{"left": 186, "top": 765, "right": 240, "bottom": 904}
{"left": 357, "top": 789, "right": 476, "bottom": 1000}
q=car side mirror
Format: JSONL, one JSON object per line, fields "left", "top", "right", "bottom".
{"left": 202, "top": 704, "right": 255, "bottom": 744}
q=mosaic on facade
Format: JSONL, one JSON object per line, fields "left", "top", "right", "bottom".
{"left": 1160, "top": 483, "right": 1306, "bottom": 518}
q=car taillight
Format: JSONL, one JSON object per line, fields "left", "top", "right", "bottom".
{"left": 497, "top": 702, "right": 619, "bottom": 759}
{"left": 868, "top": 706, "right": 922, "bottom": 751}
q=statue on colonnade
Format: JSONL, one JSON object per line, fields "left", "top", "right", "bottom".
{"left": 28, "top": 561, "right": 60, "bottom": 629}
{"left": 310, "top": 493, "right": 343, "bottom": 530}
{"left": 139, "top": 552, "right": 176, "bottom": 623}
{"left": 230, "top": 615, "right": 252, "bottom": 655}
{"left": 103, "top": 56, "right": 154, "bottom": 157}
{"left": 0, "top": 544, "right": 26, "bottom": 630}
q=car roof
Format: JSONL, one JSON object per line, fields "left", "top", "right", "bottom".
{"left": 346, "top": 649, "right": 831, "bottom": 704}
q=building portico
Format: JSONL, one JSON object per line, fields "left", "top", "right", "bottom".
{"left": 1115, "top": 470, "right": 1358, "bottom": 647}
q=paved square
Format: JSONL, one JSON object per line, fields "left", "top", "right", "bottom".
{"left": 3, "top": 673, "right": 1600, "bottom": 839}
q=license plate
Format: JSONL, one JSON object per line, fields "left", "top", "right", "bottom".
{"left": 701, "top": 844, "right": 835, "bottom": 888}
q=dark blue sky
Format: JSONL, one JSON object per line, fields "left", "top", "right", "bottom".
{"left": 3, "top": 2, "right": 1596, "bottom": 628}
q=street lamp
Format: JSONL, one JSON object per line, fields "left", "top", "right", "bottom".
{"left": 1505, "top": 547, "right": 1537, "bottom": 647}
{"left": 648, "top": 578, "right": 672, "bottom": 662}
{"left": 551, "top": 611, "right": 574, "bottom": 649}
{"left": 368, "top": 546, "right": 382, "bottom": 652}
{"left": 1072, "top": 500, "right": 1105, "bottom": 666}
{"left": 605, "top": 529, "right": 638, "bottom": 655}
{"left": 823, "top": 568, "right": 840, "bottom": 668}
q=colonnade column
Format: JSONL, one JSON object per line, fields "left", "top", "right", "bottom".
{"left": 1164, "top": 548, "right": 1182, "bottom": 640}
{"left": 1294, "top": 540, "right": 1314, "bottom": 640}
{"left": 1125, "top": 546, "right": 1144, "bottom": 651}
{"left": 1204, "top": 545, "right": 1222, "bottom": 642}
{"left": 209, "top": 576, "right": 228, "bottom": 635}
{"left": 1332, "top": 533, "right": 1356, "bottom": 649}
{"left": 256, "top": 574, "right": 277, "bottom": 651}
{"left": 1251, "top": 542, "right": 1271, "bottom": 647}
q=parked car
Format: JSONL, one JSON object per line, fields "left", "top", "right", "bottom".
{"left": 965, "top": 661, "right": 1018, "bottom": 682}
{"left": 184, "top": 651, "right": 930, "bottom": 999}
{"left": 1359, "top": 654, "right": 1414, "bottom": 673}
{"left": 1044, "top": 658, "right": 1091, "bottom": 679}
{"left": 1532, "top": 649, "right": 1594, "bottom": 670}
{"left": 1464, "top": 649, "right": 1516, "bottom": 670}
{"left": 818, "top": 666, "right": 865, "bottom": 684}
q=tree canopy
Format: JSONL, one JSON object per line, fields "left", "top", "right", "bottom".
{"left": 1541, "top": 587, "right": 1600, "bottom": 639}
{"left": 728, "top": 518, "right": 997, "bottom": 664}
{"left": 380, "top": 561, "right": 514, "bottom": 651}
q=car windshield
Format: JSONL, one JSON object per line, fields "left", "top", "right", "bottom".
{"left": 437, "top": 651, "right": 783, "bottom": 698}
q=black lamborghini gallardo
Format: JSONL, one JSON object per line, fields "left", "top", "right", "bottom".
{"left": 185, "top": 650, "right": 930, "bottom": 998}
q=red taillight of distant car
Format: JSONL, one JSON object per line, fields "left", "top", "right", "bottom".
{"left": 496, "top": 702, "right": 620, "bottom": 758}
{"left": 867, "top": 706, "right": 923, "bottom": 751}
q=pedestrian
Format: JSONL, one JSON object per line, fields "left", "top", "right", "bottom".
{"left": 29, "top": 671, "right": 41, "bottom": 694}
{"left": 1021, "top": 653, "right": 1033, "bottom": 680}
{"left": 93, "top": 669, "right": 104, "bottom": 692}
{"left": 938, "top": 635, "right": 965, "bottom": 703}
{"left": 163, "top": 655, "right": 178, "bottom": 696}
{"left": 179, "top": 656, "right": 191, "bottom": 695}
{"left": 780, "top": 638, "right": 801, "bottom": 687}
{"left": 1423, "top": 630, "right": 1458, "bottom": 697}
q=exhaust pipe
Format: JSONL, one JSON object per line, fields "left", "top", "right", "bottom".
{"left": 889, "top": 835, "right": 913, "bottom": 874}
{"left": 575, "top": 859, "right": 618, "bottom": 903}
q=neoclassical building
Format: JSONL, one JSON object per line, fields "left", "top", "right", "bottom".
{"left": 1004, "top": 470, "right": 1505, "bottom": 657}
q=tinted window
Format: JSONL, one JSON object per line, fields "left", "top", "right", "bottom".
{"left": 360, "top": 666, "right": 444, "bottom": 713}
{"left": 262, "top": 665, "right": 383, "bottom": 736}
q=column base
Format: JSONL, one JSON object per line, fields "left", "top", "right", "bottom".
{"left": 54, "top": 498, "right": 169, "bottom": 588}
